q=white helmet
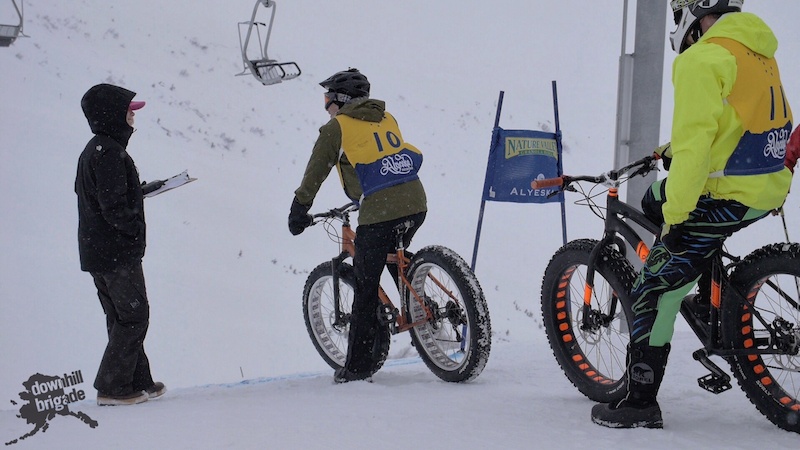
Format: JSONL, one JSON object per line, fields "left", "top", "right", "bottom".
{"left": 669, "top": 0, "right": 743, "bottom": 54}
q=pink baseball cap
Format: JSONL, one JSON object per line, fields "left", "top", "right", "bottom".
{"left": 129, "top": 101, "right": 146, "bottom": 110}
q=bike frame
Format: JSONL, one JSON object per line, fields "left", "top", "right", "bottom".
{"left": 549, "top": 157, "right": 793, "bottom": 363}
{"left": 598, "top": 193, "right": 792, "bottom": 360}
{"left": 325, "top": 209, "right": 436, "bottom": 335}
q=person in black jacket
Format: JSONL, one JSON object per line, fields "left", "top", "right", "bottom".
{"left": 75, "top": 83, "right": 165, "bottom": 406}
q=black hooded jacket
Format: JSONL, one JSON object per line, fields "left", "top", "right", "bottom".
{"left": 75, "top": 84, "right": 145, "bottom": 272}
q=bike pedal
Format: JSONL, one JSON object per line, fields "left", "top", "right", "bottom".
{"left": 697, "top": 373, "right": 732, "bottom": 394}
{"left": 692, "top": 349, "right": 732, "bottom": 394}
{"left": 377, "top": 304, "right": 398, "bottom": 326}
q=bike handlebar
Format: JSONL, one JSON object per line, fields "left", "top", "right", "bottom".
{"left": 311, "top": 201, "right": 359, "bottom": 222}
{"left": 530, "top": 155, "right": 657, "bottom": 190}
{"left": 531, "top": 177, "right": 565, "bottom": 189}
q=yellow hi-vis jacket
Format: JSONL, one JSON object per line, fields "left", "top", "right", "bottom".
{"left": 665, "top": 12, "right": 793, "bottom": 225}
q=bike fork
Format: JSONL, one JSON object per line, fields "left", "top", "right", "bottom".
{"left": 580, "top": 235, "right": 614, "bottom": 329}
{"left": 330, "top": 252, "right": 350, "bottom": 327}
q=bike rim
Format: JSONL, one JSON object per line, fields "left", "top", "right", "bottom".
{"left": 738, "top": 273, "right": 800, "bottom": 411}
{"left": 555, "top": 264, "right": 629, "bottom": 384}
{"left": 408, "top": 262, "right": 471, "bottom": 371}
{"left": 308, "top": 275, "right": 352, "bottom": 367}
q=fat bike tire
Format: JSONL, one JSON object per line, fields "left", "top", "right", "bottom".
{"left": 540, "top": 239, "right": 636, "bottom": 403}
{"left": 405, "top": 246, "right": 491, "bottom": 382}
{"left": 302, "top": 261, "right": 388, "bottom": 372}
{"left": 721, "top": 243, "right": 800, "bottom": 434}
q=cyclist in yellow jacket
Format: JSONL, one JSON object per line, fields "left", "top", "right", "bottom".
{"left": 592, "top": 0, "right": 792, "bottom": 428}
{"left": 288, "top": 69, "right": 428, "bottom": 383}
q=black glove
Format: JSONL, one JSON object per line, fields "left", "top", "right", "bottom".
{"left": 142, "top": 180, "right": 165, "bottom": 195}
{"left": 288, "top": 198, "right": 313, "bottom": 236}
{"left": 660, "top": 223, "right": 688, "bottom": 255}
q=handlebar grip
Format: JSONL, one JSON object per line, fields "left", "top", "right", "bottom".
{"left": 531, "top": 177, "right": 564, "bottom": 189}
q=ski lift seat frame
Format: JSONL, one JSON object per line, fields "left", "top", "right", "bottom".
{"left": 0, "top": 0, "right": 24, "bottom": 47}
{"left": 237, "top": 0, "right": 300, "bottom": 86}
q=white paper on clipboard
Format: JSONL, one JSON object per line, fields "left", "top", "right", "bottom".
{"left": 143, "top": 170, "right": 197, "bottom": 198}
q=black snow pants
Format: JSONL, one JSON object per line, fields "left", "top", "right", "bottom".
{"left": 345, "top": 212, "right": 426, "bottom": 375}
{"left": 91, "top": 262, "right": 154, "bottom": 395}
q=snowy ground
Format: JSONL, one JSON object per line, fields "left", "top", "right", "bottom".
{"left": 4, "top": 332, "right": 800, "bottom": 449}
{"left": 2, "top": 1, "right": 800, "bottom": 448}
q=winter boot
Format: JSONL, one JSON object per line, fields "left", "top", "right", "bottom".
{"left": 333, "top": 367, "right": 373, "bottom": 384}
{"left": 146, "top": 382, "right": 167, "bottom": 399}
{"left": 591, "top": 343, "right": 671, "bottom": 429}
{"left": 97, "top": 390, "right": 149, "bottom": 406}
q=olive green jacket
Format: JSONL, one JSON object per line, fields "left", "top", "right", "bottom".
{"left": 294, "top": 99, "right": 427, "bottom": 225}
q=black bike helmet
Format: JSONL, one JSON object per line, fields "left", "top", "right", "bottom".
{"left": 319, "top": 68, "right": 370, "bottom": 102}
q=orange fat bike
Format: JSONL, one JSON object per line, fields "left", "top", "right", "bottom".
{"left": 301, "top": 202, "right": 492, "bottom": 382}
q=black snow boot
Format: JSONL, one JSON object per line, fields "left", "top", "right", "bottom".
{"left": 333, "top": 367, "right": 373, "bottom": 384}
{"left": 591, "top": 343, "right": 670, "bottom": 429}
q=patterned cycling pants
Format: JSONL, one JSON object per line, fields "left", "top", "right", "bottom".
{"left": 630, "top": 179, "right": 769, "bottom": 347}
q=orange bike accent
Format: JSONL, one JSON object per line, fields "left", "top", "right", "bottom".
{"left": 556, "top": 266, "right": 614, "bottom": 386}
{"left": 711, "top": 279, "right": 721, "bottom": 309}
{"left": 608, "top": 187, "right": 618, "bottom": 198}
{"left": 635, "top": 241, "right": 650, "bottom": 262}
{"left": 341, "top": 225, "right": 356, "bottom": 257}
{"left": 583, "top": 284, "right": 593, "bottom": 306}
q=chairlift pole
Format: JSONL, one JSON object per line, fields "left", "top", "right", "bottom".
{"left": 625, "top": 1, "right": 665, "bottom": 207}
{"left": 614, "top": 0, "right": 666, "bottom": 266}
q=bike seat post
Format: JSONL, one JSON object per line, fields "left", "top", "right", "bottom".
{"left": 393, "top": 220, "right": 414, "bottom": 251}
{"left": 391, "top": 220, "right": 414, "bottom": 276}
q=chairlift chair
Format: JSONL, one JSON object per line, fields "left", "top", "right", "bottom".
{"left": 237, "top": 0, "right": 300, "bottom": 86}
{"left": 0, "top": 0, "right": 24, "bottom": 47}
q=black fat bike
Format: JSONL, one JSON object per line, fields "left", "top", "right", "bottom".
{"left": 534, "top": 155, "right": 800, "bottom": 433}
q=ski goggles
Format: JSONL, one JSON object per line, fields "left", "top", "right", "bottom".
{"left": 323, "top": 91, "right": 351, "bottom": 110}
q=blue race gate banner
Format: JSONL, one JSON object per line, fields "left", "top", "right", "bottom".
{"left": 471, "top": 85, "right": 568, "bottom": 271}
{"left": 483, "top": 128, "right": 561, "bottom": 203}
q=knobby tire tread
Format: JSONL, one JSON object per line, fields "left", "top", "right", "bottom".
{"left": 721, "top": 242, "right": 800, "bottom": 433}
{"left": 303, "top": 261, "right": 388, "bottom": 372}
{"left": 405, "top": 245, "right": 491, "bottom": 383}
{"left": 541, "top": 239, "right": 636, "bottom": 403}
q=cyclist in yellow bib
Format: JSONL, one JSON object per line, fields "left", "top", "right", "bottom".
{"left": 289, "top": 68, "right": 427, "bottom": 383}
{"left": 592, "top": 0, "right": 793, "bottom": 428}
